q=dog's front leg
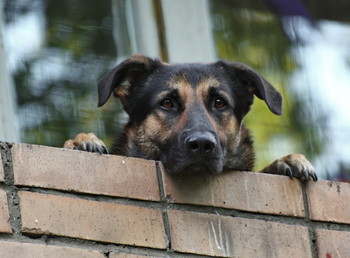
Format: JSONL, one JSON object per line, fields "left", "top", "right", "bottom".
{"left": 64, "top": 133, "right": 109, "bottom": 154}
{"left": 260, "top": 154, "right": 317, "bottom": 181}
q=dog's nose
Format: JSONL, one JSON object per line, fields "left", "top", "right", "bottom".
{"left": 185, "top": 131, "right": 217, "bottom": 156}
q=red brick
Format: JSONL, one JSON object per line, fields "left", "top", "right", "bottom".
{"left": 168, "top": 210, "right": 311, "bottom": 257}
{"left": 162, "top": 166, "right": 304, "bottom": 217}
{"left": 0, "top": 153, "right": 4, "bottom": 182}
{"left": 12, "top": 144, "right": 160, "bottom": 201}
{"left": 19, "top": 191, "right": 167, "bottom": 249}
{"left": 0, "top": 240, "right": 104, "bottom": 258}
{"left": 0, "top": 189, "right": 11, "bottom": 233}
{"left": 315, "top": 229, "right": 350, "bottom": 258}
{"left": 307, "top": 180, "right": 350, "bottom": 223}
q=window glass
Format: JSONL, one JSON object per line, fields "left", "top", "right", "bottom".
{"left": 3, "top": 0, "right": 350, "bottom": 181}
{"left": 210, "top": 0, "right": 350, "bottom": 181}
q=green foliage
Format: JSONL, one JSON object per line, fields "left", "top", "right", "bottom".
{"left": 211, "top": 1, "right": 325, "bottom": 169}
{"left": 7, "top": 0, "right": 326, "bottom": 176}
{"left": 10, "top": 0, "right": 120, "bottom": 148}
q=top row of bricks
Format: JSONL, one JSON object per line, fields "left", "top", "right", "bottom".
{"left": 3, "top": 143, "right": 350, "bottom": 224}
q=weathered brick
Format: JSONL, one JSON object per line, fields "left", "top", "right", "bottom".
{"left": 0, "top": 189, "right": 11, "bottom": 233}
{"left": 0, "top": 240, "right": 104, "bottom": 258}
{"left": 19, "top": 191, "right": 167, "bottom": 249}
{"left": 307, "top": 180, "right": 350, "bottom": 223}
{"left": 12, "top": 144, "right": 160, "bottom": 201}
{"left": 162, "top": 166, "right": 304, "bottom": 217}
{"left": 110, "top": 253, "right": 155, "bottom": 258}
{"left": 315, "top": 229, "right": 350, "bottom": 258}
{"left": 168, "top": 210, "right": 312, "bottom": 257}
{"left": 0, "top": 152, "right": 4, "bottom": 182}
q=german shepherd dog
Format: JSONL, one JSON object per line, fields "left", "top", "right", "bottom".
{"left": 64, "top": 55, "right": 317, "bottom": 181}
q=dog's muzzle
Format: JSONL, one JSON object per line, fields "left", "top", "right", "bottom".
{"left": 161, "top": 130, "right": 224, "bottom": 175}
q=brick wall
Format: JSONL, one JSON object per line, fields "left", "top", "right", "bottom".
{"left": 0, "top": 142, "right": 350, "bottom": 257}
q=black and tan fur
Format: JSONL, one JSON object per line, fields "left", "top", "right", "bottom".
{"left": 64, "top": 55, "right": 317, "bottom": 181}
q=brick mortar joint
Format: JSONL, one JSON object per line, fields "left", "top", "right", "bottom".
{"left": 0, "top": 142, "right": 22, "bottom": 235}
{"left": 300, "top": 182, "right": 318, "bottom": 258}
{"left": 12, "top": 184, "right": 350, "bottom": 235}
{"left": 156, "top": 161, "right": 166, "bottom": 201}
{"left": 0, "top": 142, "right": 14, "bottom": 185}
{"left": 156, "top": 162, "right": 173, "bottom": 251}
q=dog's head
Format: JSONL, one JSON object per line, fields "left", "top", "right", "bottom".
{"left": 98, "top": 55, "right": 282, "bottom": 174}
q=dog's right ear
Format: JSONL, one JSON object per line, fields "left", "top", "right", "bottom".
{"left": 97, "top": 55, "right": 161, "bottom": 108}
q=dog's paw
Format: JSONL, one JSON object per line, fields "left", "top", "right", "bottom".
{"left": 261, "top": 154, "right": 317, "bottom": 181}
{"left": 64, "top": 133, "right": 108, "bottom": 154}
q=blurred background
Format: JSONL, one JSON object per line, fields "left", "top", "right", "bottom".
{"left": 1, "top": 0, "right": 350, "bottom": 181}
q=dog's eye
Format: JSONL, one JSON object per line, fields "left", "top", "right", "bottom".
{"left": 213, "top": 98, "right": 226, "bottom": 109}
{"left": 160, "top": 98, "right": 175, "bottom": 109}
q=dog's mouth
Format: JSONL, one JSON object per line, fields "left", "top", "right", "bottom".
{"left": 164, "top": 159, "right": 223, "bottom": 175}
{"left": 184, "top": 162, "right": 212, "bottom": 173}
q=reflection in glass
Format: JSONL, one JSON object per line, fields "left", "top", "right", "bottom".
{"left": 3, "top": 0, "right": 350, "bottom": 181}
{"left": 211, "top": 0, "right": 350, "bottom": 180}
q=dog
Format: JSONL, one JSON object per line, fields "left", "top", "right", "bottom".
{"left": 64, "top": 54, "right": 317, "bottom": 181}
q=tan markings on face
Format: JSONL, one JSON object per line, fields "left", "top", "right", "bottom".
{"left": 223, "top": 114, "right": 241, "bottom": 151}
{"left": 166, "top": 74, "right": 196, "bottom": 135}
{"left": 197, "top": 77, "right": 241, "bottom": 150}
{"left": 171, "top": 108, "right": 188, "bottom": 136}
{"left": 198, "top": 77, "right": 232, "bottom": 106}
{"left": 196, "top": 77, "right": 227, "bottom": 144}
{"left": 168, "top": 74, "right": 195, "bottom": 103}
{"left": 197, "top": 77, "right": 221, "bottom": 100}
{"left": 137, "top": 109, "right": 179, "bottom": 158}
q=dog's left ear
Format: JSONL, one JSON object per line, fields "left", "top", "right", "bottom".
{"left": 217, "top": 61, "right": 282, "bottom": 116}
{"left": 97, "top": 54, "right": 161, "bottom": 108}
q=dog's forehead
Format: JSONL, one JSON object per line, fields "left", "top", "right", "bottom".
{"left": 152, "top": 63, "right": 227, "bottom": 96}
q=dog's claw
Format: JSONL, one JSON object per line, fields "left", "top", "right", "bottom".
{"left": 86, "top": 142, "right": 93, "bottom": 152}
{"left": 64, "top": 133, "right": 109, "bottom": 155}
{"left": 102, "top": 146, "right": 109, "bottom": 154}
{"left": 262, "top": 154, "right": 317, "bottom": 182}
{"left": 96, "top": 145, "right": 108, "bottom": 154}
{"left": 96, "top": 145, "right": 103, "bottom": 154}
{"left": 285, "top": 167, "right": 293, "bottom": 178}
